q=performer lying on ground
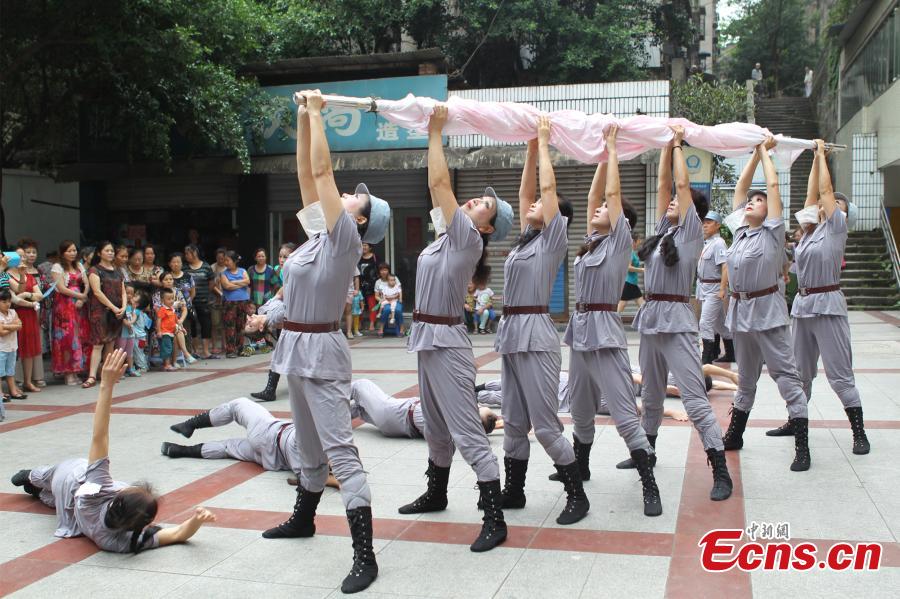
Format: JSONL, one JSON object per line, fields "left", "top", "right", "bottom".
{"left": 12, "top": 350, "right": 216, "bottom": 553}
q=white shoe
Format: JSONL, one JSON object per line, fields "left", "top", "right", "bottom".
{"left": 355, "top": 332, "right": 363, "bottom": 337}
{"left": 185, "top": 355, "right": 197, "bottom": 364}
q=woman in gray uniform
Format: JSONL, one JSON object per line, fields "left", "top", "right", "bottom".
{"left": 765, "top": 140, "right": 869, "bottom": 454}
{"left": 721, "top": 137, "right": 811, "bottom": 472}
{"left": 632, "top": 126, "right": 733, "bottom": 502}
{"left": 493, "top": 117, "right": 588, "bottom": 524}
{"left": 562, "top": 125, "right": 665, "bottom": 516}
{"left": 399, "top": 104, "right": 513, "bottom": 553}
{"left": 11, "top": 350, "right": 216, "bottom": 553}
{"left": 697, "top": 211, "right": 734, "bottom": 364}
{"left": 245, "top": 91, "right": 390, "bottom": 594}
{"left": 161, "top": 397, "right": 301, "bottom": 472}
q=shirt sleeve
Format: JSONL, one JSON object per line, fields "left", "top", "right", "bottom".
{"left": 50, "top": 263, "right": 63, "bottom": 276}
{"left": 540, "top": 212, "right": 569, "bottom": 255}
{"left": 827, "top": 206, "right": 848, "bottom": 235}
{"left": 80, "top": 458, "right": 117, "bottom": 502}
{"left": 680, "top": 202, "right": 703, "bottom": 243}
{"left": 762, "top": 217, "right": 786, "bottom": 245}
{"left": 449, "top": 209, "right": 483, "bottom": 251}
{"left": 327, "top": 210, "right": 362, "bottom": 258}
{"left": 713, "top": 239, "right": 728, "bottom": 265}
{"left": 610, "top": 212, "right": 634, "bottom": 254}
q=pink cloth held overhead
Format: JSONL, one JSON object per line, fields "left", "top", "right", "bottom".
{"left": 376, "top": 94, "right": 811, "bottom": 165}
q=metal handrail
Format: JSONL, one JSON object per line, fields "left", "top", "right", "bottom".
{"left": 881, "top": 208, "right": 900, "bottom": 292}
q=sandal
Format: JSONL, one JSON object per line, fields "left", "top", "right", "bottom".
{"left": 23, "top": 383, "right": 42, "bottom": 393}
{"left": 9, "top": 393, "right": 28, "bottom": 400}
{"left": 81, "top": 377, "right": 97, "bottom": 389}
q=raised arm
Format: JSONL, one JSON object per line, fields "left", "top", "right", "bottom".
{"left": 295, "top": 104, "right": 319, "bottom": 208}
{"left": 656, "top": 139, "right": 674, "bottom": 220}
{"left": 733, "top": 148, "right": 762, "bottom": 210}
{"left": 757, "top": 137, "right": 782, "bottom": 220}
{"left": 88, "top": 350, "right": 128, "bottom": 463}
{"left": 518, "top": 139, "right": 538, "bottom": 233}
{"left": 157, "top": 506, "right": 217, "bottom": 546}
{"left": 537, "top": 115, "right": 560, "bottom": 225}
{"left": 804, "top": 141, "right": 820, "bottom": 208}
{"left": 670, "top": 125, "right": 692, "bottom": 221}
{"left": 586, "top": 162, "right": 608, "bottom": 235}
{"left": 427, "top": 105, "right": 458, "bottom": 225}
{"left": 604, "top": 124, "right": 624, "bottom": 230}
{"left": 302, "top": 91, "right": 344, "bottom": 233}
{"left": 814, "top": 140, "right": 837, "bottom": 218}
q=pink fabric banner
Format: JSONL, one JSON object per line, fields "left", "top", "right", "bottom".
{"left": 376, "top": 94, "right": 810, "bottom": 165}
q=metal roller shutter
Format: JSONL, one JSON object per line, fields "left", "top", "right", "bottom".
{"left": 267, "top": 169, "right": 429, "bottom": 212}
{"left": 106, "top": 176, "right": 238, "bottom": 210}
{"left": 454, "top": 162, "right": 646, "bottom": 315}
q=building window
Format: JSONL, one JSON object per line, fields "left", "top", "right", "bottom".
{"left": 840, "top": 8, "right": 899, "bottom": 126}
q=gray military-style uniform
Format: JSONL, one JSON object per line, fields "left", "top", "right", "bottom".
{"left": 408, "top": 209, "right": 500, "bottom": 482}
{"left": 477, "top": 372, "right": 570, "bottom": 412}
{"left": 350, "top": 378, "right": 425, "bottom": 438}
{"left": 725, "top": 213, "right": 808, "bottom": 418}
{"left": 196, "top": 397, "right": 300, "bottom": 472}
{"left": 269, "top": 209, "right": 370, "bottom": 509}
{"left": 696, "top": 233, "right": 731, "bottom": 341}
{"left": 791, "top": 209, "right": 860, "bottom": 408}
{"left": 29, "top": 457, "right": 160, "bottom": 553}
{"left": 633, "top": 204, "right": 724, "bottom": 451}
{"left": 564, "top": 214, "right": 651, "bottom": 452}
{"left": 496, "top": 212, "right": 573, "bottom": 464}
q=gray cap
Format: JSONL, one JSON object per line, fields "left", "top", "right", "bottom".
{"left": 704, "top": 211, "right": 723, "bottom": 224}
{"left": 833, "top": 193, "right": 858, "bottom": 230}
{"left": 355, "top": 183, "right": 391, "bottom": 244}
{"left": 482, "top": 186, "right": 514, "bottom": 242}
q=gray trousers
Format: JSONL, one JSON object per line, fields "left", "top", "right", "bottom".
{"left": 287, "top": 375, "right": 371, "bottom": 509}
{"left": 351, "top": 378, "right": 415, "bottom": 438}
{"left": 699, "top": 295, "right": 731, "bottom": 341}
{"left": 418, "top": 347, "right": 500, "bottom": 482}
{"left": 570, "top": 347, "right": 651, "bottom": 452}
{"left": 792, "top": 316, "right": 861, "bottom": 409}
{"left": 732, "top": 326, "right": 808, "bottom": 418}
{"left": 477, "top": 381, "right": 502, "bottom": 408}
{"left": 501, "top": 351, "right": 574, "bottom": 464}
{"left": 200, "top": 398, "right": 292, "bottom": 472}
{"left": 640, "top": 332, "right": 724, "bottom": 451}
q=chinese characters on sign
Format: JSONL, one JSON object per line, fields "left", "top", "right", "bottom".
{"left": 254, "top": 75, "right": 447, "bottom": 155}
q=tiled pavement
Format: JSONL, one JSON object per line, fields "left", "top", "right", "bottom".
{"left": 2, "top": 311, "right": 900, "bottom": 598}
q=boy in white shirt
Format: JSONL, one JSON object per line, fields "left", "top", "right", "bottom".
{"left": 474, "top": 282, "right": 495, "bottom": 334}
{"left": 379, "top": 274, "right": 402, "bottom": 326}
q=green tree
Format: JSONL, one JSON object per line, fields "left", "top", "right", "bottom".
{"left": 671, "top": 75, "right": 747, "bottom": 221}
{"left": 721, "top": 0, "right": 818, "bottom": 95}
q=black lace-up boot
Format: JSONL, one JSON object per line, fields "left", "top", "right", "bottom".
{"left": 706, "top": 448, "right": 733, "bottom": 501}
{"left": 470, "top": 480, "right": 508, "bottom": 552}
{"left": 251, "top": 371, "right": 281, "bottom": 402}
{"left": 398, "top": 460, "right": 450, "bottom": 514}
{"left": 722, "top": 406, "right": 750, "bottom": 450}
{"left": 553, "top": 462, "right": 590, "bottom": 525}
{"left": 790, "top": 418, "right": 811, "bottom": 472}
{"left": 160, "top": 442, "right": 203, "bottom": 459}
{"left": 262, "top": 483, "right": 323, "bottom": 539}
{"left": 631, "top": 449, "right": 662, "bottom": 517}
{"left": 616, "top": 434, "right": 657, "bottom": 469}
{"left": 341, "top": 506, "right": 378, "bottom": 594}
{"left": 169, "top": 411, "right": 212, "bottom": 438}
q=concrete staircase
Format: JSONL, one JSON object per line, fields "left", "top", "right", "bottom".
{"left": 842, "top": 231, "right": 900, "bottom": 310}
{"left": 755, "top": 98, "right": 819, "bottom": 215}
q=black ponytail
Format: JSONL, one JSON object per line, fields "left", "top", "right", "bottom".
{"left": 105, "top": 483, "right": 159, "bottom": 554}
{"left": 638, "top": 233, "right": 679, "bottom": 266}
{"left": 473, "top": 234, "right": 491, "bottom": 284}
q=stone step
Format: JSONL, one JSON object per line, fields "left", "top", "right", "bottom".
{"left": 844, "top": 253, "right": 888, "bottom": 261}
{"left": 846, "top": 238, "right": 888, "bottom": 247}
{"left": 840, "top": 273, "right": 894, "bottom": 283}
{"left": 841, "top": 286, "right": 899, "bottom": 296}
{"left": 845, "top": 295, "right": 900, "bottom": 307}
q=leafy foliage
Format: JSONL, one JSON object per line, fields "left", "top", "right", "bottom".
{"left": 721, "top": 0, "right": 818, "bottom": 95}
{"left": 671, "top": 75, "right": 747, "bottom": 218}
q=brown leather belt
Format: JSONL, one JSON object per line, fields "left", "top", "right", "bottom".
{"left": 275, "top": 422, "right": 292, "bottom": 462}
{"left": 798, "top": 284, "right": 841, "bottom": 296}
{"left": 503, "top": 305, "right": 549, "bottom": 316}
{"left": 731, "top": 285, "right": 779, "bottom": 300}
{"left": 283, "top": 320, "right": 341, "bottom": 333}
{"left": 646, "top": 293, "right": 690, "bottom": 303}
{"left": 407, "top": 400, "right": 423, "bottom": 438}
{"left": 575, "top": 302, "right": 618, "bottom": 312}
{"left": 698, "top": 278, "right": 722, "bottom": 284}
{"left": 412, "top": 310, "right": 462, "bottom": 326}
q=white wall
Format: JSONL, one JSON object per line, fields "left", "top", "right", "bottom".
{"left": 2, "top": 169, "right": 80, "bottom": 254}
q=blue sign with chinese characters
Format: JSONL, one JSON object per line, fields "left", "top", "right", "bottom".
{"left": 255, "top": 75, "right": 447, "bottom": 154}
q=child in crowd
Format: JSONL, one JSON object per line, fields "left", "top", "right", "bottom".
{"left": 156, "top": 289, "right": 180, "bottom": 372}
{"left": 474, "top": 278, "right": 495, "bottom": 334}
{"left": 131, "top": 291, "right": 151, "bottom": 374}
{"left": 463, "top": 281, "right": 477, "bottom": 333}
{"left": 351, "top": 289, "right": 364, "bottom": 337}
{"left": 117, "top": 284, "right": 138, "bottom": 376}
{"left": 380, "top": 274, "right": 402, "bottom": 326}
{"left": 0, "top": 288, "right": 25, "bottom": 400}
